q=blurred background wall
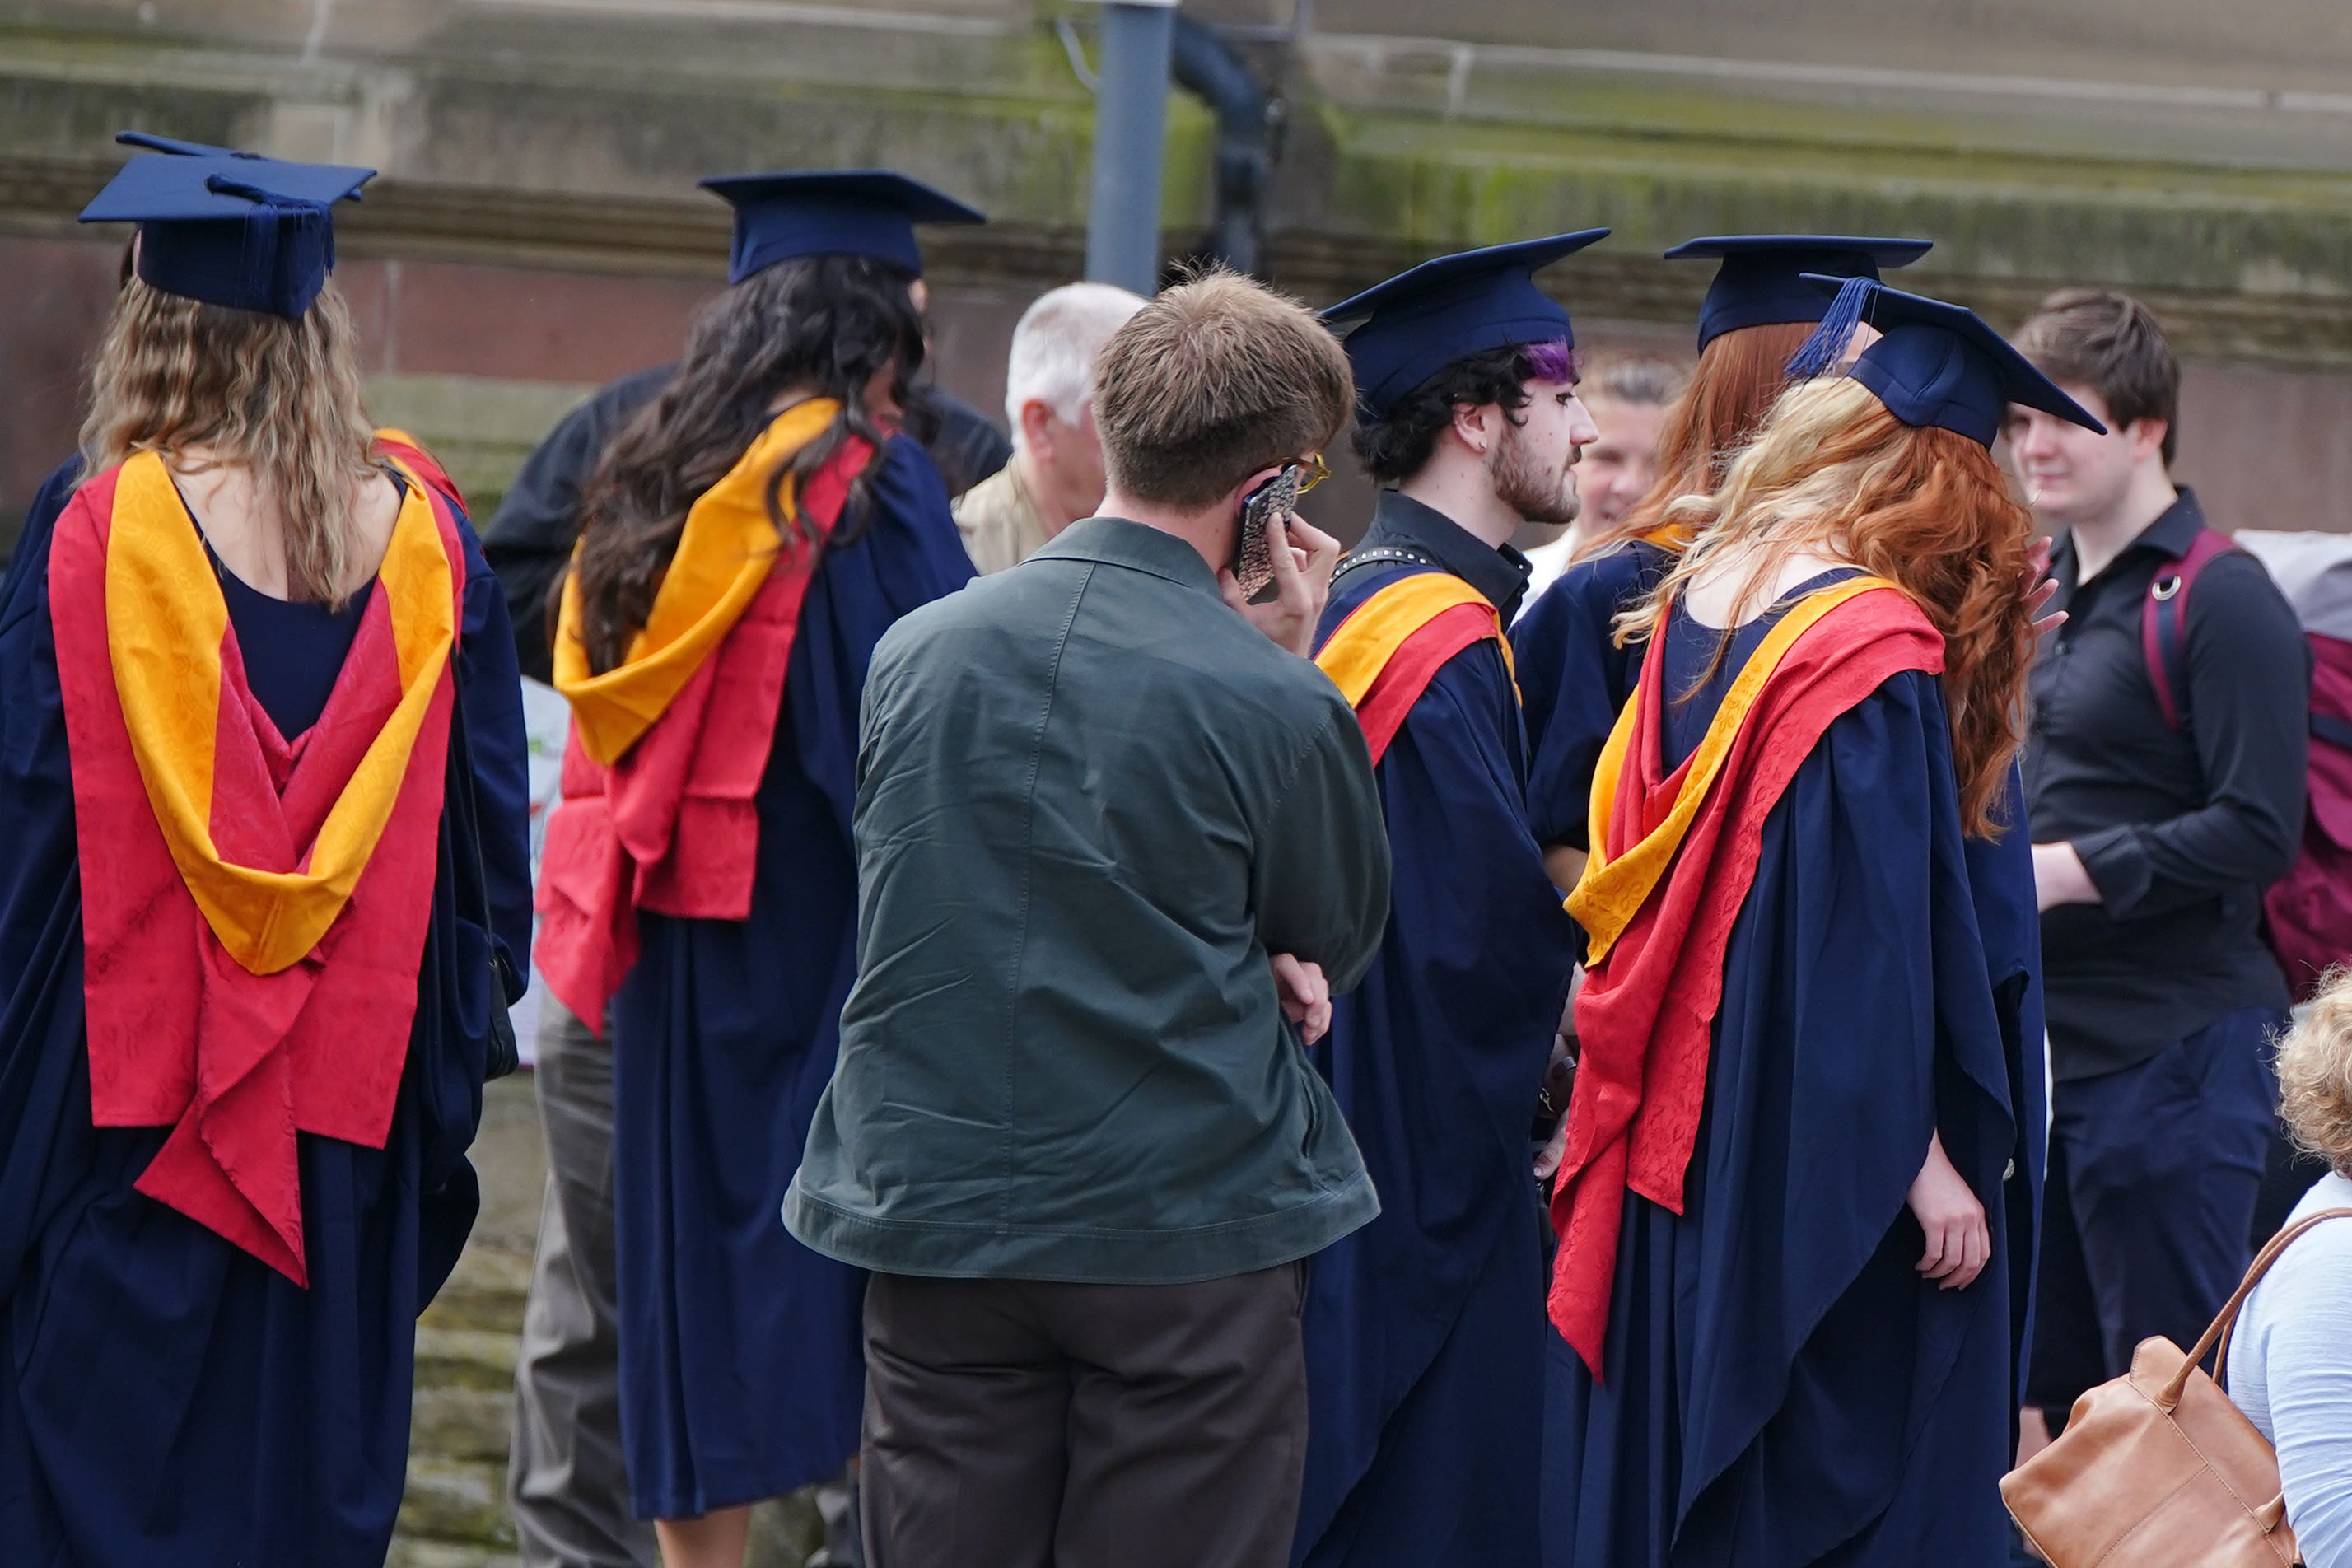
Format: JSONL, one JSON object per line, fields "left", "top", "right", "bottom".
{"left": 3, "top": 0, "right": 2349, "bottom": 558}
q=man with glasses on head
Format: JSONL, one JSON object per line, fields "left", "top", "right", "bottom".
{"left": 1291, "top": 236, "right": 1599, "bottom": 1568}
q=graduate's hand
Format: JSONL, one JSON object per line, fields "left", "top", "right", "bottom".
{"left": 1222, "top": 514, "right": 1340, "bottom": 658}
{"left": 1909, "top": 1132, "right": 1990, "bottom": 1290}
{"left": 1271, "top": 953, "right": 1332, "bottom": 1045}
{"left": 2024, "top": 536, "right": 2065, "bottom": 640}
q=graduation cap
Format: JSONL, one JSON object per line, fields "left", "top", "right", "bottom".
{"left": 698, "top": 170, "right": 985, "bottom": 285}
{"left": 1788, "top": 275, "right": 2106, "bottom": 446}
{"left": 1664, "top": 234, "right": 1932, "bottom": 352}
{"left": 115, "top": 129, "right": 257, "bottom": 160}
{"left": 80, "top": 149, "right": 374, "bottom": 320}
{"left": 1322, "top": 231, "right": 1610, "bottom": 421}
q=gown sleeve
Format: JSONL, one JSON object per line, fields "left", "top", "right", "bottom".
{"left": 1670, "top": 670, "right": 2033, "bottom": 1559}
{"left": 454, "top": 515, "right": 536, "bottom": 994}
{"left": 1513, "top": 544, "right": 1656, "bottom": 852}
{"left": 0, "top": 462, "right": 86, "bottom": 1303}
{"left": 1294, "top": 635, "right": 1574, "bottom": 1561}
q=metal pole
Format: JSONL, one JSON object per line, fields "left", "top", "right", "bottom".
{"left": 1084, "top": 0, "right": 1178, "bottom": 296}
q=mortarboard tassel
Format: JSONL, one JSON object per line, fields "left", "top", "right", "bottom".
{"left": 1784, "top": 274, "right": 1880, "bottom": 382}
{"left": 204, "top": 173, "right": 330, "bottom": 315}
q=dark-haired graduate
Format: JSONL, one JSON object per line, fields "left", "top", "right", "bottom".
{"left": 531, "top": 171, "right": 978, "bottom": 1568}
{"left": 0, "top": 144, "right": 531, "bottom": 1565}
{"left": 1295, "top": 236, "right": 1598, "bottom": 1567}
{"left": 1543, "top": 282, "right": 2074, "bottom": 1566}
{"left": 1514, "top": 236, "right": 1930, "bottom": 894}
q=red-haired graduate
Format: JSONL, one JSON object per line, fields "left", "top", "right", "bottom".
{"left": 1543, "top": 282, "right": 2079, "bottom": 1566}
{"left": 1514, "top": 236, "right": 1930, "bottom": 896}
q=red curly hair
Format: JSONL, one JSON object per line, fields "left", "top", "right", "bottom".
{"left": 1633, "top": 376, "right": 2035, "bottom": 838}
{"left": 1579, "top": 320, "right": 1815, "bottom": 559}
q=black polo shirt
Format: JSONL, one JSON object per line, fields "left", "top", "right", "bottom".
{"left": 2025, "top": 488, "right": 2309, "bottom": 1079}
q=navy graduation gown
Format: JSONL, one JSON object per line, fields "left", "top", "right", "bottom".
{"left": 1297, "top": 560, "right": 1583, "bottom": 1568}
{"left": 1514, "top": 538, "right": 1673, "bottom": 851}
{"left": 1542, "top": 598, "right": 2043, "bottom": 1568}
{"left": 610, "top": 432, "right": 976, "bottom": 1520}
{"left": 0, "top": 474, "right": 534, "bottom": 1567}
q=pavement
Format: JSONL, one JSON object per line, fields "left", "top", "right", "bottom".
{"left": 391, "top": 1071, "right": 824, "bottom": 1568}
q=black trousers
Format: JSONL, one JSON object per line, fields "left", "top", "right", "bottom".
{"left": 860, "top": 1264, "right": 1309, "bottom": 1568}
{"left": 2027, "top": 1006, "right": 2283, "bottom": 1422}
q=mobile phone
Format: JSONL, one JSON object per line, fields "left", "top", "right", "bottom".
{"left": 1234, "top": 464, "right": 1301, "bottom": 599}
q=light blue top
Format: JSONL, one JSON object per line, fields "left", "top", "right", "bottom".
{"left": 2228, "top": 1169, "right": 2352, "bottom": 1567}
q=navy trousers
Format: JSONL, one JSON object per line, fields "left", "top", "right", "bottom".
{"left": 2027, "top": 1006, "right": 2284, "bottom": 1422}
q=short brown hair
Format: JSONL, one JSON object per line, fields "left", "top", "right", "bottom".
{"left": 1091, "top": 266, "right": 1355, "bottom": 509}
{"left": 1584, "top": 350, "right": 1688, "bottom": 410}
{"left": 2014, "top": 288, "right": 2181, "bottom": 465}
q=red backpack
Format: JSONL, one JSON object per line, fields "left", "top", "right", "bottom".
{"left": 2146, "top": 528, "right": 2352, "bottom": 1001}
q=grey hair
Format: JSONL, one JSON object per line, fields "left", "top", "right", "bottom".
{"left": 1004, "top": 281, "right": 1147, "bottom": 436}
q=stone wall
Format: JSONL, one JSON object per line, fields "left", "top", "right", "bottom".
{"left": 2, "top": 1, "right": 2348, "bottom": 558}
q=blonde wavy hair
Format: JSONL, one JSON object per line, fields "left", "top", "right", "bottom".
{"left": 2278, "top": 971, "right": 2352, "bottom": 1178}
{"left": 79, "top": 276, "right": 381, "bottom": 608}
{"left": 1626, "top": 375, "right": 2036, "bottom": 838}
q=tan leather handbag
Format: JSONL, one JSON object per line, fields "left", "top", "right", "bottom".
{"left": 2003, "top": 1206, "right": 2352, "bottom": 1567}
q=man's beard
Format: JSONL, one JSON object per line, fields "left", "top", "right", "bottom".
{"left": 1494, "top": 427, "right": 1579, "bottom": 528}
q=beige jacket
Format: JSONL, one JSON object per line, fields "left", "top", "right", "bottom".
{"left": 952, "top": 459, "right": 1053, "bottom": 576}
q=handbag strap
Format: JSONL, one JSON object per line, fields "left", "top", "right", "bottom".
{"left": 2164, "top": 1206, "right": 2352, "bottom": 1407}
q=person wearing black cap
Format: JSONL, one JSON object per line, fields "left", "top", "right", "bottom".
{"left": 1515, "top": 235, "right": 1930, "bottom": 897}
{"left": 529, "top": 172, "right": 979, "bottom": 1568}
{"left": 0, "top": 142, "right": 533, "bottom": 1564}
{"left": 1287, "top": 233, "right": 1598, "bottom": 1568}
{"left": 1543, "top": 281, "right": 2071, "bottom": 1566}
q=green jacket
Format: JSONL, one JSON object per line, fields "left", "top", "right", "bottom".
{"left": 786, "top": 516, "right": 1389, "bottom": 1283}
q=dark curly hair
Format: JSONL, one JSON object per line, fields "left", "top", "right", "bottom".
{"left": 1351, "top": 338, "right": 1575, "bottom": 483}
{"left": 569, "top": 254, "right": 924, "bottom": 674}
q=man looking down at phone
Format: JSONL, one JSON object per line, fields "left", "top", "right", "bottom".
{"left": 1291, "top": 236, "right": 1600, "bottom": 1568}
{"left": 786, "top": 266, "right": 1393, "bottom": 1568}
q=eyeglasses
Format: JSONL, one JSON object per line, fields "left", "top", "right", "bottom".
{"left": 1294, "top": 454, "right": 1331, "bottom": 496}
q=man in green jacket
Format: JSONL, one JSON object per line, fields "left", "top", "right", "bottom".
{"left": 787, "top": 268, "right": 1391, "bottom": 1568}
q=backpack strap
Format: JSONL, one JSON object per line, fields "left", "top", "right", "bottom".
{"left": 2141, "top": 527, "right": 2238, "bottom": 732}
{"left": 2164, "top": 1206, "right": 2352, "bottom": 1405}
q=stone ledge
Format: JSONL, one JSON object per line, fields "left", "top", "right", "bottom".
{"left": 399, "top": 1457, "right": 519, "bottom": 1550}
{"left": 417, "top": 1323, "right": 523, "bottom": 1392}
{"left": 386, "top": 1542, "right": 521, "bottom": 1568}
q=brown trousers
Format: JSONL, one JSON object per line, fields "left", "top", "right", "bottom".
{"left": 860, "top": 1263, "right": 1309, "bottom": 1568}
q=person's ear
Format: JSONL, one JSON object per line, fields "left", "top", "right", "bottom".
{"left": 2127, "top": 416, "right": 2170, "bottom": 465}
{"left": 1229, "top": 465, "right": 1281, "bottom": 519}
{"left": 1019, "top": 399, "right": 1057, "bottom": 461}
{"left": 1452, "top": 400, "right": 1498, "bottom": 457}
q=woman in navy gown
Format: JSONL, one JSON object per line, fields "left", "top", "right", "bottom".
{"left": 1544, "top": 283, "right": 2096, "bottom": 1565}
{"left": 534, "top": 175, "right": 977, "bottom": 1567}
{"left": 0, "top": 146, "right": 530, "bottom": 1566}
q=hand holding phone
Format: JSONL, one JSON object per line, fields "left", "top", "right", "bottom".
{"left": 1234, "top": 465, "right": 1302, "bottom": 600}
{"left": 1220, "top": 490, "right": 1341, "bottom": 659}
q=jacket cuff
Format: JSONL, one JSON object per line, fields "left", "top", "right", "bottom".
{"left": 2072, "top": 824, "right": 2151, "bottom": 917}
